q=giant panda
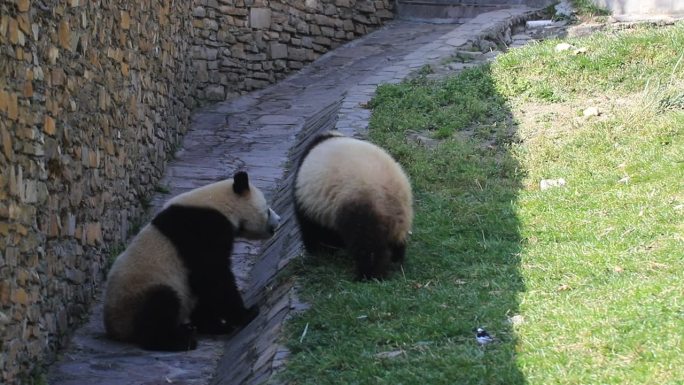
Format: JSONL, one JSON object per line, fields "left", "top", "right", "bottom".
{"left": 103, "top": 171, "right": 281, "bottom": 351}
{"left": 293, "top": 132, "right": 413, "bottom": 280}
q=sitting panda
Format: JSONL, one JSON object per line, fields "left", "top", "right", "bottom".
{"left": 293, "top": 131, "right": 413, "bottom": 280}
{"left": 104, "top": 171, "right": 280, "bottom": 351}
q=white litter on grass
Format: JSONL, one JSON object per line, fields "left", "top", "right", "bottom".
{"left": 299, "top": 322, "right": 309, "bottom": 343}
{"left": 583, "top": 106, "right": 601, "bottom": 117}
{"left": 555, "top": 42, "right": 575, "bottom": 52}
{"left": 540, "top": 178, "right": 567, "bottom": 190}
{"left": 508, "top": 314, "right": 525, "bottom": 326}
{"left": 375, "top": 350, "right": 405, "bottom": 359}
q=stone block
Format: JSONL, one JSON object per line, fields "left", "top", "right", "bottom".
{"left": 245, "top": 78, "right": 269, "bottom": 89}
{"left": 314, "top": 14, "right": 334, "bottom": 26}
{"left": 288, "top": 47, "right": 307, "bottom": 61}
{"left": 250, "top": 8, "right": 272, "bottom": 29}
{"left": 120, "top": 11, "right": 130, "bottom": 29}
{"left": 193, "top": 7, "right": 207, "bottom": 18}
{"left": 204, "top": 18, "right": 219, "bottom": 31}
{"left": 44, "top": 115, "right": 56, "bottom": 136}
{"left": 288, "top": 60, "right": 304, "bottom": 69}
{"left": 312, "top": 36, "right": 331, "bottom": 46}
{"left": 269, "top": 42, "right": 287, "bottom": 59}
{"left": 1, "top": 125, "right": 13, "bottom": 159}
{"left": 21, "top": 179, "right": 38, "bottom": 203}
{"left": 17, "top": 14, "right": 29, "bottom": 34}
{"left": 86, "top": 222, "right": 102, "bottom": 245}
{"left": 12, "top": 288, "right": 29, "bottom": 305}
{"left": 376, "top": 9, "right": 393, "bottom": 19}
{"left": 205, "top": 85, "right": 225, "bottom": 101}
{"left": 222, "top": 6, "right": 248, "bottom": 16}
{"left": 17, "top": 0, "right": 30, "bottom": 12}
{"left": 58, "top": 19, "right": 70, "bottom": 50}
{"left": 321, "top": 26, "right": 334, "bottom": 37}
{"left": 7, "top": 92, "right": 18, "bottom": 121}
{"left": 356, "top": 0, "right": 376, "bottom": 12}
{"left": 0, "top": 281, "right": 10, "bottom": 305}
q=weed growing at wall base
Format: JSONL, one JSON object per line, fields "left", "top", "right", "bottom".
{"left": 280, "top": 22, "right": 684, "bottom": 384}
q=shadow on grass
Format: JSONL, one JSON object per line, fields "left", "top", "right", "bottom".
{"left": 283, "top": 65, "right": 526, "bottom": 385}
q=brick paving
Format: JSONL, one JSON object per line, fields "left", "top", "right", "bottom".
{"left": 47, "top": 7, "right": 543, "bottom": 385}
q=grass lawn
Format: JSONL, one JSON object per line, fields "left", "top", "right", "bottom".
{"left": 279, "top": 22, "right": 684, "bottom": 385}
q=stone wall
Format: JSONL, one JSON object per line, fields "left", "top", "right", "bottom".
{"left": 191, "top": 0, "right": 394, "bottom": 102}
{"left": 0, "top": 0, "right": 392, "bottom": 383}
{"left": 0, "top": 0, "right": 196, "bottom": 383}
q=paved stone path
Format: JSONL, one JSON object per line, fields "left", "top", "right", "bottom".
{"left": 47, "top": 6, "right": 544, "bottom": 385}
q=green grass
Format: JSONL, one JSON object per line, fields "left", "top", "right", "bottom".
{"left": 570, "top": 0, "right": 611, "bottom": 17}
{"left": 280, "top": 23, "right": 684, "bottom": 384}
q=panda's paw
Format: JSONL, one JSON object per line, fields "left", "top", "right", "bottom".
{"left": 195, "top": 318, "right": 235, "bottom": 334}
{"left": 179, "top": 323, "right": 199, "bottom": 350}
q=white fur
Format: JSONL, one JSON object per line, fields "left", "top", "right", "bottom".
{"left": 104, "top": 225, "right": 193, "bottom": 340}
{"left": 294, "top": 135, "right": 413, "bottom": 244}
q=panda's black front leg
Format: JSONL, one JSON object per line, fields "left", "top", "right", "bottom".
{"left": 190, "top": 273, "right": 258, "bottom": 334}
{"left": 222, "top": 280, "right": 259, "bottom": 328}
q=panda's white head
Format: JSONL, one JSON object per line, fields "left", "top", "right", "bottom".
{"left": 166, "top": 171, "right": 281, "bottom": 239}
{"left": 230, "top": 171, "right": 281, "bottom": 239}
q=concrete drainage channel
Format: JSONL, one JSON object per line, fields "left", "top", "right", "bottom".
{"left": 47, "top": 6, "right": 560, "bottom": 385}
{"left": 209, "top": 100, "right": 341, "bottom": 385}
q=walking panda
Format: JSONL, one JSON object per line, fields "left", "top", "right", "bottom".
{"left": 293, "top": 132, "right": 413, "bottom": 279}
{"left": 104, "top": 171, "right": 280, "bottom": 351}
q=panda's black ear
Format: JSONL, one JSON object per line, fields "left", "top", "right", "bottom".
{"left": 233, "top": 171, "right": 250, "bottom": 195}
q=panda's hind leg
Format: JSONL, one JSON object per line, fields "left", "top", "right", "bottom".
{"left": 294, "top": 207, "right": 344, "bottom": 254}
{"left": 391, "top": 243, "right": 406, "bottom": 263}
{"left": 336, "top": 203, "right": 391, "bottom": 280}
{"left": 133, "top": 285, "right": 197, "bottom": 351}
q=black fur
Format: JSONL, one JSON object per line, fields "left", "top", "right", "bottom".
{"left": 233, "top": 171, "right": 250, "bottom": 195}
{"left": 294, "top": 197, "right": 401, "bottom": 280}
{"left": 293, "top": 133, "right": 345, "bottom": 253}
{"left": 294, "top": 208, "right": 344, "bottom": 254}
{"left": 132, "top": 285, "right": 197, "bottom": 351}
{"left": 391, "top": 243, "right": 406, "bottom": 263}
{"left": 296, "top": 132, "right": 341, "bottom": 169}
{"left": 335, "top": 201, "right": 394, "bottom": 280}
{"left": 151, "top": 204, "right": 258, "bottom": 335}
{"left": 292, "top": 131, "right": 345, "bottom": 254}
